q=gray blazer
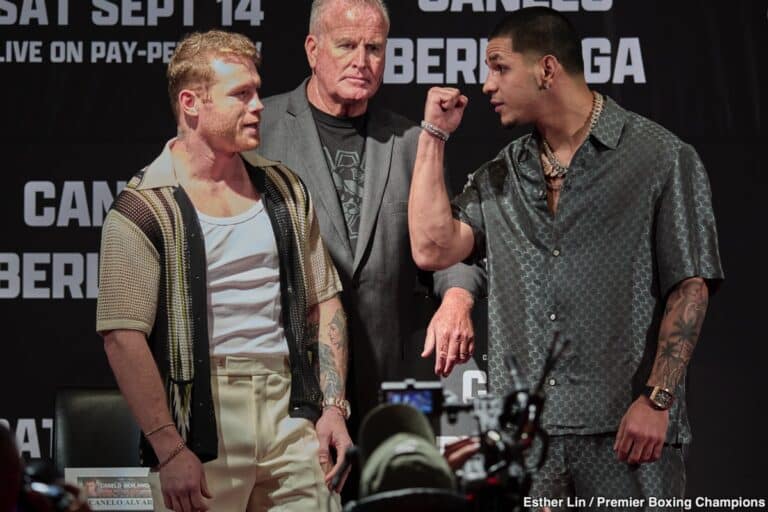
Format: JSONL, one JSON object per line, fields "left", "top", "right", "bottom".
{"left": 249, "top": 79, "right": 485, "bottom": 421}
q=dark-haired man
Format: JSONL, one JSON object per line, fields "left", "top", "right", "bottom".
{"left": 408, "top": 6, "right": 723, "bottom": 508}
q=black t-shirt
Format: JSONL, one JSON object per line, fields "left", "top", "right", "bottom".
{"left": 310, "top": 104, "right": 367, "bottom": 253}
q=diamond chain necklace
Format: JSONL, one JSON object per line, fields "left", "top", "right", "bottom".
{"left": 541, "top": 91, "right": 604, "bottom": 179}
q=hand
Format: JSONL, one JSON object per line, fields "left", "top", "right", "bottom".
{"left": 443, "top": 436, "right": 480, "bottom": 470}
{"left": 614, "top": 396, "right": 669, "bottom": 465}
{"left": 424, "top": 87, "right": 469, "bottom": 135}
{"left": 158, "top": 447, "right": 212, "bottom": 512}
{"left": 63, "top": 484, "right": 94, "bottom": 512}
{"left": 316, "top": 406, "right": 353, "bottom": 493}
{"left": 422, "top": 287, "right": 475, "bottom": 377}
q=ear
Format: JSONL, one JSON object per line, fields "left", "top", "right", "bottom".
{"left": 539, "top": 54, "right": 558, "bottom": 89}
{"left": 305, "top": 34, "right": 319, "bottom": 71}
{"left": 179, "top": 89, "right": 199, "bottom": 116}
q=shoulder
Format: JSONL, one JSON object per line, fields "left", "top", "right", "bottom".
{"left": 367, "top": 104, "right": 419, "bottom": 135}
{"left": 467, "top": 136, "right": 526, "bottom": 187}
{"left": 261, "top": 90, "right": 291, "bottom": 118}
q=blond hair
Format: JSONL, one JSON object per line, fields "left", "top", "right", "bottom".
{"left": 167, "top": 30, "right": 260, "bottom": 119}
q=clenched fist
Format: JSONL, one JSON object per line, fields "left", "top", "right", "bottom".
{"left": 424, "top": 87, "right": 469, "bottom": 135}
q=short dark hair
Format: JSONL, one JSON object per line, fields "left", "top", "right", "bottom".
{"left": 489, "top": 7, "right": 583, "bottom": 74}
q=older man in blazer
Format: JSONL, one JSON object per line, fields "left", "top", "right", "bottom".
{"left": 249, "top": 0, "right": 484, "bottom": 473}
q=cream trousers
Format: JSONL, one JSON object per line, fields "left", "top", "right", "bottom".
{"left": 149, "top": 356, "right": 340, "bottom": 512}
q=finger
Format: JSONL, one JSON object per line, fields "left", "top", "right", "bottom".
{"left": 435, "top": 334, "right": 448, "bottom": 376}
{"left": 614, "top": 422, "right": 632, "bottom": 462}
{"left": 318, "top": 450, "right": 333, "bottom": 476}
{"left": 200, "top": 471, "right": 213, "bottom": 499}
{"left": 627, "top": 435, "right": 645, "bottom": 465}
{"left": 640, "top": 438, "right": 656, "bottom": 464}
{"left": 190, "top": 488, "right": 209, "bottom": 512}
{"left": 443, "top": 332, "right": 461, "bottom": 376}
{"left": 422, "top": 325, "right": 436, "bottom": 358}
{"left": 170, "top": 494, "right": 184, "bottom": 512}
{"left": 336, "top": 462, "right": 352, "bottom": 493}
{"left": 438, "top": 93, "right": 463, "bottom": 111}
{"left": 163, "top": 491, "right": 173, "bottom": 511}
{"left": 326, "top": 444, "right": 347, "bottom": 488}
{"left": 652, "top": 441, "right": 664, "bottom": 462}
{"left": 458, "top": 334, "right": 472, "bottom": 363}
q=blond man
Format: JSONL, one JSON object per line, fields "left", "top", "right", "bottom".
{"left": 97, "top": 30, "right": 349, "bottom": 511}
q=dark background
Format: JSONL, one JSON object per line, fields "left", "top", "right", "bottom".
{"left": 1, "top": 0, "right": 766, "bottom": 501}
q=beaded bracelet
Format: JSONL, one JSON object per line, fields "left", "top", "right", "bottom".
{"left": 157, "top": 441, "right": 187, "bottom": 470}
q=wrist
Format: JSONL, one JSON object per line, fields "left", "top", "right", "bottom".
{"left": 322, "top": 397, "right": 351, "bottom": 420}
{"left": 442, "top": 287, "right": 474, "bottom": 307}
{"left": 643, "top": 385, "right": 675, "bottom": 410}
{"left": 147, "top": 427, "right": 184, "bottom": 459}
{"left": 420, "top": 120, "right": 450, "bottom": 142}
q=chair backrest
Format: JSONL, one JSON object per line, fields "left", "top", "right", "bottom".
{"left": 54, "top": 388, "right": 141, "bottom": 474}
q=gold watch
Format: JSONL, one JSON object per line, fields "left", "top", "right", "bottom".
{"left": 646, "top": 386, "right": 675, "bottom": 410}
{"left": 322, "top": 397, "right": 351, "bottom": 420}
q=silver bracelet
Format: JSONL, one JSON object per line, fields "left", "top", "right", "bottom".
{"left": 420, "top": 120, "right": 450, "bottom": 142}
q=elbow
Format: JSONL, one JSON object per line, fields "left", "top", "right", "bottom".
{"left": 412, "top": 245, "right": 451, "bottom": 271}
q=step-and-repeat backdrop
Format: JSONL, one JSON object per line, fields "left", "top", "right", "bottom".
{"left": 1, "top": 0, "right": 766, "bottom": 499}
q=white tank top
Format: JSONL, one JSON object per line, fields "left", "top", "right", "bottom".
{"left": 197, "top": 200, "right": 289, "bottom": 357}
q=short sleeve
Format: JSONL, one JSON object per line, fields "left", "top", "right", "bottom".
{"left": 655, "top": 144, "right": 724, "bottom": 297}
{"left": 303, "top": 193, "right": 343, "bottom": 307}
{"left": 96, "top": 209, "right": 160, "bottom": 335}
{"left": 451, "top": 172, "right": 487, "bottom": 264}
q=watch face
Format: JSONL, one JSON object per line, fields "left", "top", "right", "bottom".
{"left": 651, "top": 388, "right": 674, "bottom": 409}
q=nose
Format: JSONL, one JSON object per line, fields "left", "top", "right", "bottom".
{"left": 482, "top": 75, "right": 496, "bottom": 96}
{"left": 249, "top": 93, "right": 264, "bottom": 113}
{"left": 352, "top": 44, "right": 367, "bottom": 68}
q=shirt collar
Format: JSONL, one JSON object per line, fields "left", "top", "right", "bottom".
{"left": 589, "top": 95, "right": 626, "bottom": 150}
{"left": 135, "top": 139, "right": 179, "bottom": 190}
{"left": 516, "top": 94, "right": 627, "bottom": 161}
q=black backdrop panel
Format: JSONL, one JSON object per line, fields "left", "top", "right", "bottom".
{"left": 1, "top": 0, "right": 766, "bottom": 499}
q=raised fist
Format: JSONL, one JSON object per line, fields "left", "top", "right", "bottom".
{"left": 423, "top": 87, "right": 468, "bottom": 135}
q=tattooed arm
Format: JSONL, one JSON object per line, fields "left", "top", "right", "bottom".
{"left": 647, "top": 278, "right": 709, "bottom": 390}
{"left": 309, "top": 295, "right": 352, "bottom": 492}
{"left": 614, "top": 277, "right": 710, "bottom": 465}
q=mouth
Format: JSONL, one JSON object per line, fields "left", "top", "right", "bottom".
{"left": 243, "top": 122, "right": 259, "bottom": 132}
{"left": 490, "top": 101, "right": 504, "bottom": 112}
{"left": 343, "top": 76, "right": 369, "bottom": 85}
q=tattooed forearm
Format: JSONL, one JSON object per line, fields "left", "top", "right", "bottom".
{"left": 317, "top": 297, "right": 348, "bottom": 400}
{"left": 319, "top": 343, "right": 343, "bottom": 398}
{"left": 649, "top": 277, "right": 709, "bottom": 390}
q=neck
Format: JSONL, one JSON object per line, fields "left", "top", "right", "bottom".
{"left": 536, "top": 84, "right": 595, "bottom": 152}
{"left": 171, "top": 132, "right": 245, "bottom": 184}
{"left": 306, "top": 75, "right": 367, "bottom": 118}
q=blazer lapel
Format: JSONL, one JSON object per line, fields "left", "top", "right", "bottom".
{"left": 285, "top": 85, "right": 353, "bottom": 266}
{"left": 353, "top": 108, "right": 394, "bottom": 274}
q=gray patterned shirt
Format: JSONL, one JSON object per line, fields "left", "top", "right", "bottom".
{"left": 452, "top": 97, "right": 723, "bottom": 443}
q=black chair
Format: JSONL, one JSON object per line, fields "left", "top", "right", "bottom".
{"left": 54, "top": 388, "right": 141, "bottom": 474}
